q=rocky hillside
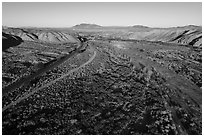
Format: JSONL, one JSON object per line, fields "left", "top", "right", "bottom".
{"left": 128, "top": 25, "right": 202, "bottom": 48}
{"left": 2, "top": 27, "right": 78, "bottom": 43}
{"left": 71, "top": 24, "right": 202, "bottom": 48}
{"left": 3, "top": 25, "right": 201, "bottom": 48}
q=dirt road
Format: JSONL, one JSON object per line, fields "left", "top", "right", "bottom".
{"left": 3, "top": 50, "right": 97, "bottom": 112}
{"left": 3, "top": 42, "right": 83, "bottom": 96}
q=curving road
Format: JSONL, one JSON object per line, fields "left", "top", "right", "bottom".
{"left": 3, "top": 49, "right": 97, "bottom": 112}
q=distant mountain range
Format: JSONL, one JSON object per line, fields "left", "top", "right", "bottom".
{"left": 71, "top": 23, "right": 201, "bottom": 29}
{"left": 72, "top": 23, "right": 153, "bottom": 29}
{"left": 3, "top": 24, "right": 201, "bottom": 30}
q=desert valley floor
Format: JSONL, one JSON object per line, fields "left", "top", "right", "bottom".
{"left": 2, "top": 24, "right": 202, "bottom": 135}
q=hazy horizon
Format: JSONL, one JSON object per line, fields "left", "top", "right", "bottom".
{"left": 2, "top": 2, "right": 202, "bottom": 28}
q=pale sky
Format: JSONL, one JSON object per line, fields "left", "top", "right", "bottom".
{"left": 2, "top": 2, "right": 202, "bottom": 28}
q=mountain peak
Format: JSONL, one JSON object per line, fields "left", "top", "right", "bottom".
{"left": 73, "top": 23, "right": 102, "bottom": 29}
{"left": 132, "top": 25, "right": 150, "bottom": 29}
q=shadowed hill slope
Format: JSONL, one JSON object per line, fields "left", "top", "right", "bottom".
{"left": 2, "top": 32, "right": 23, "bottom": 51}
